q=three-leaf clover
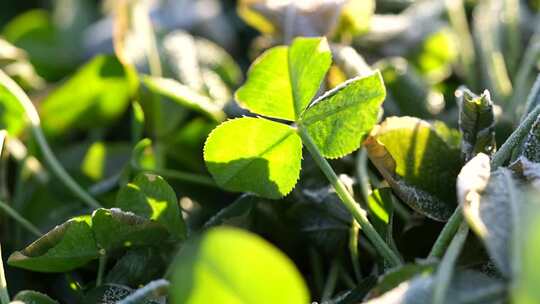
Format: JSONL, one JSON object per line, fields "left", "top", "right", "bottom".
{"left": 204, "top": 37, "right": 385, "bottom": 199}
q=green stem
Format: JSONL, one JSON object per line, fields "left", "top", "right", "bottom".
{"left": 348, "top": 221, "right": 362, "bottom": 283}
{"left": 0, "top": 200, "right": 41, "bottom": 237}
{"left": 321, "top": 260, "right": 339, "bottom": 302}
{"left": 0, "top": 70, "right": 102, "bottom": 209}
{"left": 445, "top": 0, "right": 477, "bottom": 89}
{"left": 502, "top": 0, "right": 521, "bottom": 76}
{"left": 96, "top": 249, "right": 107, "bottom": 287}
{"left": 117, "top": 279, "right": 170, "bottom": 304}
{"left": 428, "top": 207, "right": 464, "bottom": 259}
{"left": 491, "top": 104, "right": 540, "bottom": 169}
{"left": 508, "top": 27, "right": 540, "bottom": 117}
{"left": 432, "top": 221, "right": 469, "bottom": 304}
{"left": 356, "top": 148, "right": 372, "bottom": 203}
{"left": 0, "top": 244, "right": 9, "bottom": 304}
{"left": 298, "top": 127, "right": 402, "bottom": 267}
{"left": 132, "top": 162, "right": 217, "bottom": 188}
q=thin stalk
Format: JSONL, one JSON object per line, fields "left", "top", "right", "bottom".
{"left": 131, "top": 158, "right": 217, "bottom": 188}
{"left": 0, "top": 244, "right": 9, "bottom": 304}
{"left": 117, "top": 279, "right": 169, "bottom": 304}
{"left": 348, "top": 221, "right": 362, "bottom": 283}
{"left": 136, "top": 1, "right": 162, "bottom": 77}
{"left": 0, "top": 70, "right": 102, "bottom": 209}
{"left": 491, "top": 104, "right": 540, "bottom": 169}
{"left": 298, "top": 126, "right": 402, "bottom": 267}
{"left": 309, "top": 248, "right": 325, "bottom": 295}
{"left": 508, "top": 28, "right": 540, "bottom": 117}
{"left": 321, "top": 260, "right": 339, "bottom": 302}
{"left": 445, "top": 0, "right": 477, "bottom": 89}
{"left": 502, "top": 0, "right": 521, "bottom": 75}
{"left": 356, "top": 148, "right": 372, "bottom": 203}
{"left": 432, "top": 221, "right": 469, "bottom": 304}
{"left": 0, "top": 200, "right": 41, "bottom": 237}
{"left": 96, "top": 249, "right": 107, "bottom": 287}
{"left": 520, "top": 73, "right": 540, "bottom": 123}
{"left": 428, "top": 207, "right": 464, "bottom": 259}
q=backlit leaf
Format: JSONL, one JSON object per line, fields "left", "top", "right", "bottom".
{"left": 142, "top": 76, "right": 225, "bottom": 122}
{"left": 170, "top": 227, "right": 309, "bottom": 304}
{"left": 0, "top": 84, "right": 25, "bottom": 136}
{"left": 235, "top": 37, "right": 331, "bottom": 121}
{"left": 300, "top": 71, "right": 385, "bottom": 158}
{"left": 116, "top": 173, "right": 186, "bottom": 240}
{"left": 39, "top": 55, "right": 137, "bottom": 137}
{"left": 365, "top": 117, "right": 462, "bottom": 221}
{"left": 204, "top": 117, "right": 302, "bottom": 199}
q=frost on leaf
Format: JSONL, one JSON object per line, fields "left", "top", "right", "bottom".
{"left": 364, "top": 116, "right": 461, "bottom": 221}
{"left": 457, "top": 88, "right": 496, "bottom": 161}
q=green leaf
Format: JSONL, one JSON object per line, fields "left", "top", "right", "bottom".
{"left": 0, "top": 84, "right": 25, "bottom": 136}
{"left": 170, "top": 227, "right": 309, "bottom": 304}
{"left": 130, "top": 138, "right": 157, "bottom": 171}
{"left": 82, "top": 284, "right": 132, "bottom": 304}
{"left": 116, "top": 173, "right": 186, "bottom": 240}
{"left": 92, "top": 209, "right": 169, "bottom": 252}
{"left": 513, "top": 190, "right": 540, "bottom": 304}
{"left": 458, "top": 153, "right": 518, "bottom": 277}
{"left": 13, "top": 290, "right": 59, "bottom": 304}
{"left": 409, "top": 27, "right": 458, "bottom": 83}
{"left": 8, "top": 208, "right": 170, "bottom": 272}
{"left": 8, "top": 216, "right": 99, "bottom": 272}
{"left": 365, "top": 117, "right": 462, "bottom": 221}
{"left": 300, "top": 71, "right": 385, "bottom": 158}
{"left": 365, "top": 270, "right": 505, "bottom": 304}
{"left": 105, "top": 248, "right": 165, "bottom": 287}
{"left": 516, "top": 115, "right": 540, "bottom": 162}
{"left": 458, "top": 88, "right": 496, "bottom": 161}
{"left": 367, "top": 188, "right": 394, "bottom": 238}
{"left": 39, "top": 55, "right": 137, "bottom": 137}
{"left": 142, "top": 76, "right": 225, "bottom": 122}
{"left": 366, "top": 263, "right": 435, "bottom": 299}
{"left": 2, "top": 10, "right": 74, "bottom": 80}
{"left": 204, "top": 117, "right": 302, "bottom": 199}
{"left": 235, "top": 37, "right": 331, "bottom": 121}
{"left": 377, "top": 58, "right": 433, "bottom": 118}
{"left": 203, "top": 194, "right": 260, "bottom": 229}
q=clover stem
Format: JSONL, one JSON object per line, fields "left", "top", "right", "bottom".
{"left": 298, "top": 127, "right": 402, "bottom": 267}
{"left": 117, "top": 279, "right": 170, "bottom": 304}
{"left": 432, "top": 221, "right": 469, "bottom": 304}
{"left": 0, "top": 70, "right": 102, "bottom": 210}
{"left": 321, "top": 260, "right": 339, "bottom": 302}
{"left": 0, "top": 200, "right": 41, "bottom": 238}
{"left": 0, "top": 244, "right": 9, "bottom": 304}
{"left": 348, "top": 221, "right": 362, "bottom": 283}
{"left": 428, "top": 206, "right": 464, "bottom": 259}
{"left": 491, "top": 104, "right": 540, "bottom": 169}
{"left": 96, "top": 249, "right": 107, "bottom": 287}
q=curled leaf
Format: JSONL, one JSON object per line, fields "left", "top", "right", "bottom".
{"left": 457, "top": 88, "right": 496, "bottom": 161}
{"left": 458, "top": 154, "right": 518, "bottom": 277}
{"left": 8, "top": 216, "right": 99, "bottom": 272}
{"left": 365, "top": 117, "right": 462, "bottom": 221}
